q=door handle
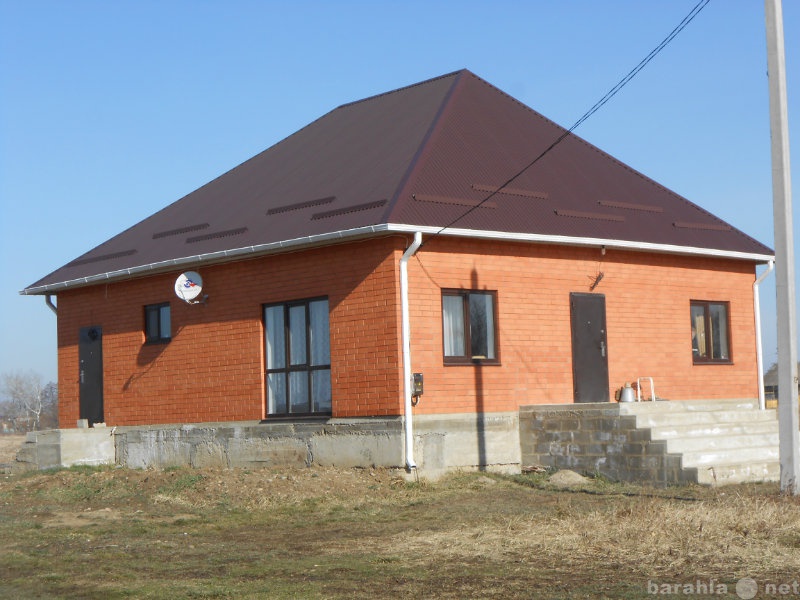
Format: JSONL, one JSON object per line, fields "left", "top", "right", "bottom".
{"left": 600, "top": 340, "right": 606, "bottom": 358}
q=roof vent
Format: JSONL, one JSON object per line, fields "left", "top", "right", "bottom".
{"left": 311, "top": 199, "right": 387, "bottom": 220}
{"left": 413, "top": 194, "right": 496, "bottom": 209}
{"left": 66, "top": 249, "right": 137, "bottom": 268}
{"left": 472, "top": 184, "right": 549, "bottom": 200}
{"left": 267, "top": 196, "right": 336, "bottom": 215}
{"left": 673, "top": 221, "right": 732, "bottom": 231}
{"left": 598, "top": 200, "right": 663, "bottom": 213}
{"left": 555, "top": 210, "right": 625, "bottom": 222}
{"left": 152, "top": 223, "right": 210, "bottom": 239}
{"left": 186, "top": 227, "right": 248, "bottom": 243}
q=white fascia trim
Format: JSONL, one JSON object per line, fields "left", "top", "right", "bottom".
{"left": 20, "top": 225, "right": 395, "bottom": 296}
{"left": 385, "top": 224, "right": 775, "bottom": 264}
{"left": 21, "top": 222, "right": 774, "bottom": 295}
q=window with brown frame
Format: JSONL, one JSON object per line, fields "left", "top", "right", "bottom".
{"left": 690, "top": 300, "right": 731, "bottom": 363}
{"left": 144, "top": 303, "right": 171, "bottom": 344}
{"left": 264, "top": 298, "right": 331, "bottom": 415}
{"left": 442, "top": 290, "right": 499, "bottom": 364}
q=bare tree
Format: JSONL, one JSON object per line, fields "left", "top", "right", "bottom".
{"left": 0, "top": 371, "right": 58, "bottom": 432}
{"left": 40, "top": 381, "right": 59, "bottom": 430}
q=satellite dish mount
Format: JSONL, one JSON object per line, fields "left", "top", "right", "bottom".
{"left": 174, "top": 271, "right": 208, "bottom": 305}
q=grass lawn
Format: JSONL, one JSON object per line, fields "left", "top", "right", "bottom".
{"left": 1, "top": 463, "right": 799, "bottom": 599}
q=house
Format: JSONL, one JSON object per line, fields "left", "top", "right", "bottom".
{"left": 763, "top": 361, "right": 800, "bottom": 406}
{"left": 22, "top": 70, "right": 774, "bottom": 475}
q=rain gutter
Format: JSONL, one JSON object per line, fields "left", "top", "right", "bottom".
{"left": 754, "top": 259, "right": 775, "bottom": 410}
{"left": 21, "top": 223, "right": 774, "bottom": 296}
{"left": 399, "top": 232, "right": 423, "bottom": 472}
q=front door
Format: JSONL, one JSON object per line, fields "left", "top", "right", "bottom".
{"left": 79, "top": 326, "right": 104, "bottom": 425}
{"left": 569, "top": 293, "right": 610, "bottom": 403}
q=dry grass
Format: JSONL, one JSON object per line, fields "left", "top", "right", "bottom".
{"left": 1, "top": 465, "right": 799, "bottom": 599}
{"left": 0, "top": 434, "right": 25, "bottom": 464}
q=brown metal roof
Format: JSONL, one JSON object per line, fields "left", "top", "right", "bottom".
{"left": 24, "top": 70, "right": 772, "bottom": 294}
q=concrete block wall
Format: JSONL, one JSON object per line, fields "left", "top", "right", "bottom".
{"left": 14, "top": 428, "right": 115, "bottom": 472}
{"left": 519, "top": 403, "right": 697, "bottom": 485}
{"left": 105, "top": 412, "right": 521, "bottom": 476}
{"left": 115, "top": 419, "right": 406, "bottom": 470}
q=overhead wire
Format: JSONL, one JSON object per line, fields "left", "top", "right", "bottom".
{"left": 422, "top": 0, "right": 712, "bottom": 245}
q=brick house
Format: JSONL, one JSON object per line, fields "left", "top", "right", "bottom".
{"left": 22, "top": 70, "right": 773, "bottom": 474}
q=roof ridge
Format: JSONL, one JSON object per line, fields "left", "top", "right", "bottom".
{"left": 380, "top": 71, "right": 467, "bottom": 224}
{"left": 336, "top": 69, "right": 467, "bottom": 111}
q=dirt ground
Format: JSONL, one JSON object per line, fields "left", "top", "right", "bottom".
{"left": 2, "top": 437, "right": 800, "bottom": 598}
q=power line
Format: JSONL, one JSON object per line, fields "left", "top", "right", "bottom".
{"left": 424, "top": 0, "right": 712, "bottom": 243}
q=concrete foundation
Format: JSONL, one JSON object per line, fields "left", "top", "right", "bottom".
{"left": 11, "top": 411, "right": 521, "bottom": 477}
{"left": 114, "top": 413, "right": 520, "bottom": 477}
{"left": 14, "top": 427, "right": 115, "bottom": 471}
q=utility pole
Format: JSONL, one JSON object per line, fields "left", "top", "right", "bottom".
{"left": 765, "top": 0, "right": 799, "bottom": 495}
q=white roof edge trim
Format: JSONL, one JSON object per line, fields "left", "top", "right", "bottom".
{"left": 20, "top": 225, "right": 393, "bottom": 296}
{"left": 20, "top": 223, "right": 774, "bottom": 295}
{"left": 385, "top": 224, "right": 775, "bottom": 264}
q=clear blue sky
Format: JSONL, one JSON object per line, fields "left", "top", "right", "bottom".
{"left": 1, "top": 1, "right": 798, "bottom": 384}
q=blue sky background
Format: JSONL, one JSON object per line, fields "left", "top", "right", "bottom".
{"left": 1, "top": 0, "right": 798, "bottom": 384}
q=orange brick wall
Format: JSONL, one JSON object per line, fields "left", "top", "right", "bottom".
{"left": 406, "top": 237, "right": 760, "bottom": 415}
{"left": 55, "top": 234, "right": 762, "bottom": 427}
{"left": 56, "top": 237, "right": 406, "bottom": 427}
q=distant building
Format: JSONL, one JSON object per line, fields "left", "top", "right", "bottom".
{"left": 763, "top": 361, "right": 800, "bottom": 402}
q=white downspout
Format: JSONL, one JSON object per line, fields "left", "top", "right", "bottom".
{"left": 754, "top": 259, "right": 775, "bottom": 410}
{"left": 400, "top": 232, "right": 423, "bottom": 470}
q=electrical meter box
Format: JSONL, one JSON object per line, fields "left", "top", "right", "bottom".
{"left": 412, "top": 373, "right": 424, "bottom": 396}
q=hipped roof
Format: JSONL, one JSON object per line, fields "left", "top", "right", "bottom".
{"left": 23, "top": 69, "right": 773, "bottom": 295}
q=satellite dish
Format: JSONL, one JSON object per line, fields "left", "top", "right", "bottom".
{"left": 174, "top": 271, "right": 205, "bottom": 304}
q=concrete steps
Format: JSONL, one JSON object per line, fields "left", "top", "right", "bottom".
{"left": 5, "top": 429, "right": 115, "bottom": 473}
{"left": 620, "top": 399, "right": 779, "bottom": 485}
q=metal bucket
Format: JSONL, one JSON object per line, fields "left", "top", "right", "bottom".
{"left": 619, "top": 384, "right": 636, "bottom": 403}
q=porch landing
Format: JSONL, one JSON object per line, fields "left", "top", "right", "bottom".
{"left": 520, "top": 399, "right": 779, "bottom": 486}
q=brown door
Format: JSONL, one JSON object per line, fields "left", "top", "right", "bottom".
{"left": 569, "top": 293, "right": 610, "bottom": 403}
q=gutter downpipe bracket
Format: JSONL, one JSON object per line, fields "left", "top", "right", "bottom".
{"left": 400, "top": 232, "right": 423, "bottom": 472}
{"left": 753, "top": 259, "right": 775, "bottom": 410}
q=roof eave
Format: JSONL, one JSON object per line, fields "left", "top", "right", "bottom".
{"left": 21, "top": 223, "right": 774, "bottom": 296}
{"left": 20, "top": 225, "right": 397, "bottom": 296}
{"left": 388, "top": 224, "right": 774, "bottom": 263}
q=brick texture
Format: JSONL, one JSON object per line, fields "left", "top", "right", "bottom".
{"left": 407, "top": 238, "right": 760, "bottom": 415}
{"left": 55, "top": 235, "right": 761, "bottom": 427}
{"left": 57, "top": 238, "right": 405, "bottom": 426}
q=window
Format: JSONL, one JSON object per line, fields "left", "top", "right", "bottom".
{"left": 691, "top": 301, "right": 731, "bottom": 363}
{"left": 144, "top": 303, "right": 171, "bottom": 343}
{"left": 264, "top": 298, "right": 331, "bottom": 415}
{"left": 442, "top": 290, "right": 498, "bottom": 364}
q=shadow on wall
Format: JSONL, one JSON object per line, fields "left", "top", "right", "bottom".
{"left": 472, "top": 267, "right": 487, "bottom": 470}
{"left": 123, "top": 342, "right": 169, "bottom": 391}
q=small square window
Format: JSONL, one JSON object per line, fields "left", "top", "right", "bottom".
{"left": 145, "top": 303, "right": 171, "bottom": 343}
{"left": 691, "top": 300, "right": 731, "bottom": 363}
{"left": 442, "top": 290, "right": 498, "bottom": 364}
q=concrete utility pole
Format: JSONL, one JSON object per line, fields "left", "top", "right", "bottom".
{"left": 765, "top": 0, "right": 800, "bottom": 495}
